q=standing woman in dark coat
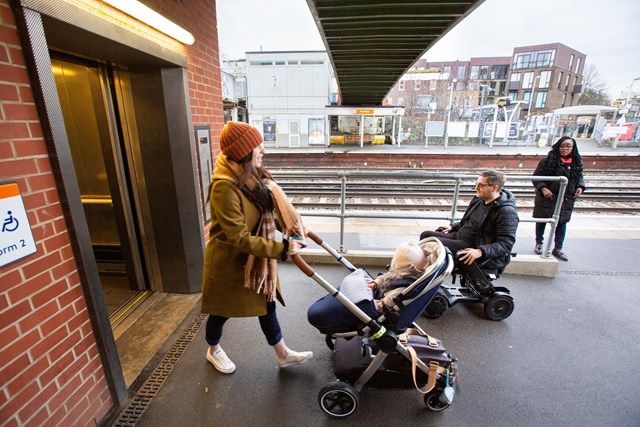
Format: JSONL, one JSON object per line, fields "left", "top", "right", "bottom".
{"left": 201, "top": 121, "right": 312, "bottom": 374}
{"left": 532, "top": 136, "right": 585, "bottom": 261}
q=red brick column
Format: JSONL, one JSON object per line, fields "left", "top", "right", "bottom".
{"left": 0, "top": 1, "right": 112, "bottom": 425}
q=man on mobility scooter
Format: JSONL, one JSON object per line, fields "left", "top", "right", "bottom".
{"left": 419, "top": 170, "right": 519, "bottom": 320}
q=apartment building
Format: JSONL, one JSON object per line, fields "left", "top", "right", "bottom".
{"left": 386, "top": 42, "right": 586, "bottom": 119}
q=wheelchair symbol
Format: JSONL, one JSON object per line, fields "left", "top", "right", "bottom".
{"left": 2, "top": 211, "right": 19, "bottom": 232}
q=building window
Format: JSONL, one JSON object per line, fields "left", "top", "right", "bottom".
{"left": 510, "top": 73, "right": 521, "bottom": 82}
{"left": 467, "top": 81, "right": 477, "bottom": 90}
{"left": 523, "top": 72, "right": 534, "bottom": 89}
{"left": 478, "top": 65, "right": 489, "bottom": 79}
{"left": 561, "top": 93, "right": 566, "bottom": 107}
{"left": 513, "top": 49, "right": 555, "bottom": 69}
{"left": 539, "top": 71, "right": 551, "bottom": 88}
{"left": 429, "top": 80, "right": 437, "bottom": 90}
{"left": 457, "top": 65, "right": 466, "bottom": 80}
{"left": 565, "top": 74, "right": 570, "bottom": 91}
{"left": 490, "top": 65, "right": 508, "bottom": 79}
{"left": 274, "top": 61, "right": 285, "bottom": 65}
{"left": 464, "top": 95, "right": 472, "bottom": 107}
{"left": 572, "top": 76, "right": 577, "bottom": 91}
{"left": 535, "top": 91, "right": 547, "bottom": 108}
{"left": 456, "top": 81, "right": 464, "bottom": 91}
{"left": 575, "top": 56, "right": 581, "bottom": 73}
{"left": 452, "top": 95, "right": 459, "bottom": 107}
{"left": 399, "top": 81, "right": 405, "bottom": 90}
{"left": 470, "top": 65, "right": 479, "bottom": 80}
{"left": 523, "top": 91, "right": 532, "bottom": 101}
{"left": 498, "top": 81, "right": 506, "bottom": 96}
{"left": 443, "top": 66, "right": 451, "bottom": 75}
{"left": 557, "top": 72, "right": 563, "bottom": 89}
{"left": 509, "top": 91, "right": 519, "bottom": 101}
{"left": 414, "top": 81, "right": 421, "bottom": 90}
{"left": 300, "top": 60, "right": 324, "bottom": 65}
{"left": 568, "top": 54, "right": 574, "bottom": 72}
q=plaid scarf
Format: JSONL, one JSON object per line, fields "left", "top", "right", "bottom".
{"left": 212, "top": 154, "right": 305, "bottom": 301}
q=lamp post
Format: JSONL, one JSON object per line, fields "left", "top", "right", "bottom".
{"left": 527, "top": 75, "right": 541, "bottom": 143}
{"left": 478, "top": 83, "right": 493, "bottom": 144}
{"left": 443, "top": 78, "right": 457, "bottom": 149}
{"left": 272, "top": 75, "right": 278, "bottom": 148}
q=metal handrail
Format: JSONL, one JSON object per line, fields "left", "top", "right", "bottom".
{"left": 273, "top": 171, "right": 567, "bottom": 258}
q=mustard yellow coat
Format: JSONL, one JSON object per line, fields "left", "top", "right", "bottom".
{"left": 201, "top": 180, "right": 285, "bottom": 317}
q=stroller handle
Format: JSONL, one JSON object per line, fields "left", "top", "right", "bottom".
{"left": 291, "top": 253, "right": 314, "bottom": 276}
{"left": 306, "top": 230, "right": 323, "bottom": 245}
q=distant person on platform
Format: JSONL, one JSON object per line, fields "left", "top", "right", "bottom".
{"left": 419, "top": 170, "right": 519, "bottom": 292}
{"left": 532, "top": 136, "right": 585, "bottom": 261}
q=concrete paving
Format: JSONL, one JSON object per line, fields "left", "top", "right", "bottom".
{"left": 128, "top": 230, "right": 640, "bottom": 427}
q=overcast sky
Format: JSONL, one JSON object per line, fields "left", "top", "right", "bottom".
{"left": 217, "top": 0, "right": 640, "bottom": 99}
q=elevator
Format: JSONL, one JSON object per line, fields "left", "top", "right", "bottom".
{"left": 52, "top": 55, "right": 153, "bottom": 326}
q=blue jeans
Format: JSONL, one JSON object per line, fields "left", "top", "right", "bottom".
{"left": 536, "top": 222, "right": 568, "bottom": 250}
{"left": 205, "top": 301, "right": 283, "bottom": 346}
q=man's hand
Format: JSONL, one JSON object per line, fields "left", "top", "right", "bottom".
{"left": 458, "top": 248, "right": 482, "bottom": 265}
{"left": 574, "top": 188, "right": 583, "bottom": 198}
{"left": 436, "top": 225, "right": 452, "bottom": 233}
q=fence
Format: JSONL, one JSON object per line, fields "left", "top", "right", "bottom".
{"left": 273, "top": 171, "right": 568, "bottom": 257}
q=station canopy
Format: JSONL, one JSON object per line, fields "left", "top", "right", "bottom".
{"left": 306, "top": 0, "right": 485, "bottom": 106}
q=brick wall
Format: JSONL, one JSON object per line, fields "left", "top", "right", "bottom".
{"left": 264, "top": 152, "right": 640, "bottom": 171}
{"left": 0, "top": 1, "right": 113, "bottom": 425}
{"left": 142, "top": 0, "right": 224, "bottom": 233}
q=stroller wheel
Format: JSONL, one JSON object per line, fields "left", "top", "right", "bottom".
{"left": 483, "top": 293, "right": 515, "bottom": 321}
{"left": 424, "top": 388, "right": 451, "bottom": 412}
{"left": 423, "top": 292, "right": 449, "bottom": 319}
{"left": 318, "top": 381, "right": 359, "bottom": 418}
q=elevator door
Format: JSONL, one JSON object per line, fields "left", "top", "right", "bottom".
{"left": 52, "top": 56, "right": 148, "bottom": 318}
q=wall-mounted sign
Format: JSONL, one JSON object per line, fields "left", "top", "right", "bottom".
{"left": 0, "top": 182, "right": 37, "bottom": 267}
{"left": 355, "top": 109, "right": 374, "bottom": 115}
{"left": 195, "top": 126, "right": 212, "bottom": 224}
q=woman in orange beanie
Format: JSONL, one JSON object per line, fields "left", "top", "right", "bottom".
{"left": 201, "top": 121, "right": 311, "bottom": 374}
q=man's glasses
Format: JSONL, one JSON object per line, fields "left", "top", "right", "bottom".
{"left": 474, "top": 182, "right": 493, "bottom": 188}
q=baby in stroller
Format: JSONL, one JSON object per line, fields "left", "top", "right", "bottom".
{"left": 307, "top": 240, "right": 435, "bottom": 335}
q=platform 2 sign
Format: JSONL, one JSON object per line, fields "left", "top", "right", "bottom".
{"left": 0, "top": 182, "right": 37, "bottom": 268}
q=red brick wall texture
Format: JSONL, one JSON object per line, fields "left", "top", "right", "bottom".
{"left": 0, "top": 0, "right": 224, "bottom": 425}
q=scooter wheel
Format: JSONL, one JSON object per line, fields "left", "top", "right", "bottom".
{"left": 424, "top": 292, "right": 449, "bottom": 319}
{"left": 483, "top": 294, "right": 514, "bottom": 321}
{"left": 318, "top": 381, "right": 359, "bottom": 418}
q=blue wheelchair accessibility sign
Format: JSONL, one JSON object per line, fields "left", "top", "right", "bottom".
{"left": 0, "top": 182, "right": 37, "bottom": 267}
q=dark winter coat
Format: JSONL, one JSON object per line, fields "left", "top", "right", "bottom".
{"left": 451, "top": 189, "right": 519, "bottom": 270}
{"left": 201, "top": 179, "right": 286, "bottom": 318}
{"left": 532, "top": 140, "right": 586, "bottom": 224}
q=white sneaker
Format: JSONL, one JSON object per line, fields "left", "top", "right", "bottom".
{"left": 276, "top": 348, "right": 313, "bottom": 368}
{"left": 206, "top": 347, "right": 236, "bottom": 374}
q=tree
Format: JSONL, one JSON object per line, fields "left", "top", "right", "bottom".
{"left": 578, "top": 64, "right": 610, "bottom": 105}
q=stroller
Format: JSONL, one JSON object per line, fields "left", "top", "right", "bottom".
{"left": 293, "top": 232, "right": 458, "bottom": 418}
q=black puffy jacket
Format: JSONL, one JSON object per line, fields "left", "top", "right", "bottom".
{"left": 451, "top": 189, "right": 519, "bottom": 270}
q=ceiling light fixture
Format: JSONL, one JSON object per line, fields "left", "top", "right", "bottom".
{"left": 104, "top": 0, "right": 195, "bottom": 45}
